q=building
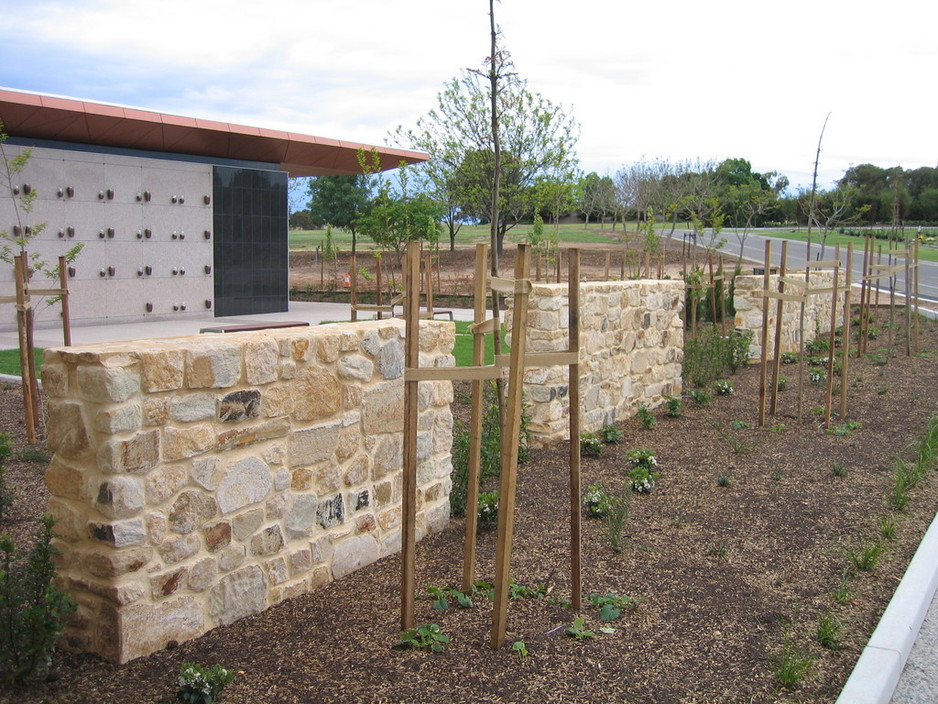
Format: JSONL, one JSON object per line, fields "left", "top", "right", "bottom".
{"left": 0, "top": 88, "right": 426, "bottom": 330}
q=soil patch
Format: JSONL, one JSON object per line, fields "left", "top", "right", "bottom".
{"left": 2, "top": 314, "right": 938, "bottom": 703}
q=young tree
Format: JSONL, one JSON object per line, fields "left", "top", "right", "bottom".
{"left": 306, "top": 175, "right": 371, "bottom": 252}
{"left": 393, "top": 46, "right": 578, "bottom": 254}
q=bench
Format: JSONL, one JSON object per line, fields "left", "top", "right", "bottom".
{"left": 200, "top": 321, "right": 310, "bottom": 334}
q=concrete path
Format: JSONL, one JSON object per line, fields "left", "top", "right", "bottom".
{"left": 0, "top": 300, "right": 476, "bottom": 351}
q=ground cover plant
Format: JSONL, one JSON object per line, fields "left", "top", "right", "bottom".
{"left": 0, "top": 313, "right": 937, "bottom": 703}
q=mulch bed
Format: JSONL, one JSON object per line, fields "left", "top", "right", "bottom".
{"left": 1, "top": 313, "right": 937, "bottom": 703}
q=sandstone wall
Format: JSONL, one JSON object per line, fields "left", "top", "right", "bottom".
{"left": 42, "top": 319, "right": 455, "bottom": 663}
{"left": 734, "top": 271, "right": 846, "bottom": 359}
{"left": 506, "top": 280, "right": 685, "bottom": 447}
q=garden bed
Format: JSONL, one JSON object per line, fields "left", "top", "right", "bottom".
{"left": 1, "top": 315, "right": 937, "bottom": 703}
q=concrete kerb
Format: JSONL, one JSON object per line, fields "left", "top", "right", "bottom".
{"left": 836, "top": 509, "right": 938, "bottom": 704}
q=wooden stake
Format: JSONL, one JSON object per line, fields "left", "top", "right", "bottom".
{"left": 400, "top": 242, "right": 421, "bottom": 630}
{"left": 568, "top": 249, "right": 582, "bottom": 611}
{"left": 840, "top": 243, "right": 853, "bottom": 419}
{"left": 913, "top": 238, "right": 921, "bottom": 354}
{"left": 769, "top": 241, "right": 788, "bottom": 416}
{"left": 59, "top": 256, "right": 72, "bottom": 346}
{"left": 376, "top": 259, "right": 383, "bottom": 320}
{"left": 823, "top": 248, "right": 840, "bottom": 427}
{"left": 462, "top": 244, "right": 489, "bottom": 593}
{"left": 604, "top": 251, "right": 610, "bottom": 280}
{"left": 14, "top": 255, "right": 36, "bottom": 444}
{"left": 758, "top": 240, "right": 772, "bottom": 427}
{"left": 350, "top": 253, "right": 358, "bottom": 322}
{"left": 490, "top": 245, "right": 531, "bottom": 649}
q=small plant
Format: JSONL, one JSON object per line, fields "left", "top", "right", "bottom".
{"left": 664, "top": 396, "right": 682, "bottom": 417}
{"left": 770, "top": 469, "right": 783, "bottom": 481}
{"left": 730, "top": 419, "right": 750, "bottom": 430}
{"left": 776, "top": 376, "right": 788, "bottom": 391}
{"left": 689, "top": 389, "right": 711, "bottom": 407}
{"left": 768, "top": 423, "right": 786, "bottom": 433}
{"left": 579, "top": 433, "right": 604, "bottom": 458}
{"left": 598, "top": 424, "right": 624, "bottom": 445}
{"left": 508, "top": 580, "right": 548, "bottom": 600}
{"left": 774, "top": 641, "right": 813, "bottom": 690}
{"left": 815, "top": 612, "right": 843, "bottom": 650}
{"left": 831, "top": 461, "right": 848, "bottom": 477}
{"left": 809, "top": 369, "right": 827, "bottom": 385}
{"left": 601, "top": 485, "right": 632, "bottom": 552}
{"left": 511, "top": 640, "right": 528, "bottom": 660}
{"left": 845, "top": 541, "right": 885, "bottom": 573}
{"left": 14, "top": 447, "right": 51, "bottom": 465}
{"left": 780, "top": 352, "right": 798, "bottom": 364}
{"left": 826, "top": 421, "right": 862, "bottom": 437}
{"left": 706, "top": 540, "right": 729, "bottom": 560}
{"left": 713, "top": 379, "right": 734, "bottom": 395}
{"left": 808, "top": 355, "right": 827, "bottom": 367}
{"left": 0, "top": 434, "right": 12, "bottom": 524}
{"left": 176, "top": 663, "right": 236, "bottom": 704}
{"left": 588, "top": 593, "right": 641, "bottom": 621}
{"left": 712, "top": 422, "right": 757, "bottom": 455}
{"left": 805, "top": 337, "right": 829, "bottom": 354}
{"left": 716, "top": 473, "right": 732, "bottom": 488}
{"left": 425, "top": 586, "right": 472, "bottom": 611}
{"left": 472, "top": 580, "right": 495, "bottom": 602}
{"left": 394, "top": 623, "right": 450, "bottom": 652}
{"left": 832, "top": 570, "right": 851, "bottom": 605}
{"left": 566, "top": 617, "right": 595, "bottom": 640}
{"left": 626, "top": 449, "right": 660, "bottom": 493}
{"left": 880, "top": 514, "right": 898, "bottom": 541}
{"left": 636, "top": 403, "right": 656, "bottom": 429}
{"left": 583, "top": 483, "right": 609, "bottom": 518}
{"left": 477, "top": 491, "right": 499, "bottom": 526}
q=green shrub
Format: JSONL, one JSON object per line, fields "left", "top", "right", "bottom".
{"left": 450, "top": 382, "right": 530, "bottom": 517}
{"left": 682, "top": 327, "right": 752, "bottom": 387}
{"left": 477, "top": 491, "right": 499, "bottom": 526}
{"left": 0, "top": 516, "right": 76, "bottom": 685}
{"left": 176, "top": 663, "right": 236, "bottom": 704}
{"left": 580, "top": 433, "right": 604, "bottom": 457}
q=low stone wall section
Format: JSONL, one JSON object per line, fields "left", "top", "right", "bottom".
{"left": 734, "top": 270, "right": 846, "bottom": 359}
{"left": 506, "top": 280, "right": 685, "bottom": 447}
{"left": 42, "top": 319, "right": 455, "bottom": 663}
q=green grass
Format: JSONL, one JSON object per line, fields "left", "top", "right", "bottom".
{"left": 750, "top": 228, "right": 938, "bottom": 263}
{"left": 0, "top": 347, "right": 43, "bottom": 378}
{"left": 453, "top": 320, "right": 497, "bottom": 367}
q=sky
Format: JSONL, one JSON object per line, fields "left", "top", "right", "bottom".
{"left": 1, "top": 0, "right": 935, "bottom": 197}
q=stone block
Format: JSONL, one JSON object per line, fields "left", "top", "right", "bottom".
{"left": 94, "top": 403, "right": 142, "bottom": 434}
{"left": 338, "top": 354, "right": 374, "bottom": 381}
{"left": 89, "top": 519, "right": 147, "bottom": 548}
{"left": 203, "top": 521, "right": 232, "bottom": 552}
{"left": 293, "top": 367, "right": 342, "bottom": 421}
{"left": 169, "top": 490, "right": 218, "bottom": 535}
{"left": 217, "top": 457, "right": 272, "bottom": 514}
{"left": 378, "top": 339, "right": 404, "bottom": 379}
{"left": 215, "top": 418, "right": 290, "bottom": 451}
{"left": 361, "top": 381, "right": 404, "bottom": 435}
{"left": 185, "top": 342, "right": 241, "bottom": 389}
{"left": 250, "top": 524, "right": 284, "bottom": 556}
{"left": 162, "top": 425, "right": 214, "bottom": 461}
{"left": 262, "top": 383, "right": 294, "bottom": 418}
{"left": 170, "top": 393, "right": 216, "bottom": 422}
{"left": 285, "top": 494, "right": 318, "bottom": 539}
{"left": 290, "top": 421, "right": 341, "bottom": 467}
{"left": 46, "top": 457, "right": 87, "bottom": 500}
{"left": 218, "top": 389, "right": 261, "bottom": 422}
{"left": 84, "top": 547, "right": 153, "bottom": 578}
{"left": 97, "top": 429, "right": 161, "bottom": 474}
{"left": 95, "top": 476, "right": 145, "bottom": 519}
{"left": 331, "top": 535, "right": 379, "bottom": 580}
{"left": 231, "top": 508, "right": 264, "bottom": 541}
{"left": 138, "top": 349, "right": 185, "bottom": 393}
{"left": 46, "top": 401, "right": 90, "bottom": 459}
{"left": 150, "top": 567, "right": 187, "bottom": 599}
{"left": 114, "top": 595, "right": 205, "bottom": 664}
{"left": 145, "top": 464, "right": 187, "bottom": 505}
{"left": 76, "top": 365, "right": 141, "bottom": 403}
{"left": 188, "top": 557, "right": 217, "bottom": 592}
{"left": 245, "top": 339, "right": 279, "bottom": 385}
{"left": 158, "top": 533, "right": 202, "bottom": 564}
{"left": 316, "top": 493, "right": 344, "bottom": 529}
{"left": 209, "top": 565, "right": 267, "bottom": 627}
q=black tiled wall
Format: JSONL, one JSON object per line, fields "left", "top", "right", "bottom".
{"left": 212, "top": 166, "right": 289, "bottom": 316}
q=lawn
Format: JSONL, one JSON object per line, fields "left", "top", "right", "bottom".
{"left": 0, "top": 347, "right": 42, "bottom": 377}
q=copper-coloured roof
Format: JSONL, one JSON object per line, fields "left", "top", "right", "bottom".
{"left": 0, "top": 88, "right": 428, "bottom": 177}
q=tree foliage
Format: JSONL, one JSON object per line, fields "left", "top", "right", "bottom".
{"left": 305, "top": 174, "right": 371, "bottom": 251}
{"left": 394, "top": 65, "right": 579, "bottom": 253}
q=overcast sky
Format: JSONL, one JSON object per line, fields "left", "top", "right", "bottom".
{"left": 1, "top": 0, "right": 935, "bottom": 193}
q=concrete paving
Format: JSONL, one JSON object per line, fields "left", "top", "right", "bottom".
{"left": 0, "top": 301, "right": 476, "bottom": 351}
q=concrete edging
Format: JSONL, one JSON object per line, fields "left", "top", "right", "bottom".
{"left": 836, "top": 509, "right": 938, "bottom": 703}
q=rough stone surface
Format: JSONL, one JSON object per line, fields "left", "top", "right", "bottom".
{"left": 43, "top": 319, "right": 455, "bottom": 664}
{"left": 217, "top": 457, "right": 272, "bottom": 514}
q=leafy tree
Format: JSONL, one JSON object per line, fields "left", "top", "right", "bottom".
{"left": 306, "top": 175, "right": 371, "bottom": 252}
{"left": 356, "top": 151, "right": 443, "bottom": 266}
{"left": 394, "top": 63, "right": 578, "bottom": 254}
{"left": 578, "top": 172, "right": 616, "bottom": 227}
